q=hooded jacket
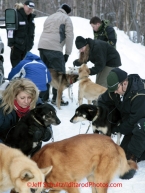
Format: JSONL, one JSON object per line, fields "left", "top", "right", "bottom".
{"left": 98, "top": 74, "right": 145, "bottom": 135}
{"left": 38, "top": 8, "right": 74, "bottom": 55}
{"left": 8, "top": 52, "right": 51, "bottom": 91}
{"left": 7, "top": 3, "right": 35, "bottom": 51}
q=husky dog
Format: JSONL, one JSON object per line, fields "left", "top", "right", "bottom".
{"left": 32, "top": 134, "right": 138, "bottom": 193}
{"left": 70, "top": 104, "right": 122, "bottom": 145}
{"left": 78, "top": 64, "right": 107, "bottom": 105}
{"left": 1, "top": 103, "right": 61, "bottom": 157}
{"left": 49, "top": 68, "right": 78, "bottom": 109}
{"left": 0, "top": 143, "right": 52, "bottom": 193}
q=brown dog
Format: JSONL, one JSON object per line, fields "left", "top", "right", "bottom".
{"left": 78, "top": 64, "right": 107, "bottom": 105}
{"left": 49, "top": 68, "right": 78, "bottom": 109}
{"left": 32, "top": 134, "right": 138, "bottom": 193}
{"left": 0, "top": 144, "right": 52, "bottom": 193}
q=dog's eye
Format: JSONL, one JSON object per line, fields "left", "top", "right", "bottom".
{"left": 48, "top": 111, "right": 53, "bottom": 115}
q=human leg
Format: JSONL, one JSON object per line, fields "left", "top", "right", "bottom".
{"left": 96, "top": 66, "right": 114, "bottom": 87}
{"left": 127, "top": 118, "right": 145, "bottom": 161}
{"left": 39, "top": 84, "right": 50, "bottom": 102}
{"left": 10, "top": 47, "right": 26, "bottom": 68}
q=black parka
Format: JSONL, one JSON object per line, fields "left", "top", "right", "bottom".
{"left": 87, "top": 38, "right": 122, "bottom": 75}
{"left": 98, "top": 74, "right": 145, "bottom": 135}
{"left": 94, "top": 20, "right": 117, "bottom": 48}
{"left": 8, "top": 8, "right": 35, "bottom": 52}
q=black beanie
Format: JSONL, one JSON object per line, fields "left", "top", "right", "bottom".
{"left": 61, "top": 4, "right": 71, "bottom": 14}
{"left": 75, "top": 36, "right": 87, "bottom": 49}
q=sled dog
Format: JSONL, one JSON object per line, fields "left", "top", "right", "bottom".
{"left": 32, "top": 134, "right": 138, "bottom": 193}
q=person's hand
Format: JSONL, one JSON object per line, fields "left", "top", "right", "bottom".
{"left": 73, "top": 59, "right": 81, "bottom": 67}
{"left": 64, "top": 54, "right": 69, "bottom": 62}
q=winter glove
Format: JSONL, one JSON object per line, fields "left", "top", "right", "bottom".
{"left": 73, "top": 59, "right": 82, "bottom": 67}
{"left": 112, "top": 126, "right": 119, "bottom": 134}
{"left": 64, "top": 54, "right": 69, "bottom": 63}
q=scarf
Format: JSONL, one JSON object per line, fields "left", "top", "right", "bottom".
{"left": 14, "top": 100, "right": 30, "bottom": 118}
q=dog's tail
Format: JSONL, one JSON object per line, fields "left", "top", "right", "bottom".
{"left": 118, "top": 147, "right": 138, "bottom": 179}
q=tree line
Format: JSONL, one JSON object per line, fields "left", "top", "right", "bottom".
{"left": 1, "top": 0, "right": 145, "bottom": 45}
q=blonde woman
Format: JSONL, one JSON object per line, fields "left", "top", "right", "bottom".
{"left": 0, "top": 78, "right": 39, "bottom": 135}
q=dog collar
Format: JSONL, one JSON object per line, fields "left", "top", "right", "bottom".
{"left": 32, "top": 115, "right": 43, "bottom": 126}
{"left": 78, "top": 76, "right": 89, "bottom": 80}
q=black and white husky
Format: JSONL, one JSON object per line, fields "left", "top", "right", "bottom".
{"left": 70, "top": 104, "right": 122, "bottom": 145}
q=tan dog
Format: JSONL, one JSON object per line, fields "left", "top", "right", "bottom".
{"left": 0, "top": 144, "right": 52, "bottom": 193}
{"left": 78, "top": 64, "right": 107, "bottom": 105}
{"left": 32, "top": 134, "right": 138, "bottom": 193}
{"left": 49, "top": 68, "right": 78, "bottom": 109}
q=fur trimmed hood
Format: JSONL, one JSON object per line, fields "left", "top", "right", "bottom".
{"left": 15, "top": 3, "right": 24, "bottom": 10}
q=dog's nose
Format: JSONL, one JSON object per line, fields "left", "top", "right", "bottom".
{"left": 70, "top": 118, "right": 73, "bottom": 123}
{"left": 56, "top": 118, "right": 61, "bottom": 125}
{"left": 30, "top": 188, "right": 37, "bottom": 193}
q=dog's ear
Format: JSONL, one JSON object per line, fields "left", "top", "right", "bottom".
{"left": 20, "top": 170, "right": 34, "bottom": 181}
{"left": 88, "top": 106, "right": 98, "bottom": 117}
{"left": 41, "top": 166, "right": 53, "bottom": 176}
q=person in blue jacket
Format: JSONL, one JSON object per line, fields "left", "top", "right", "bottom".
{"left": 8, "top": 52, "right": 51, "bottom": 102}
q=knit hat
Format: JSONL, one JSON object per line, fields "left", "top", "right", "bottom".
{"left": 61, "top": 4, "right": 71, "bottom": 14}
{"left": 75, "top": 36, "right": 88, "bottom": 49}
{"left": 107, "top": 68, "right": 128, "bottom": 92}
{"left": 24, "top": 0, "right": 35, "bottom": 8}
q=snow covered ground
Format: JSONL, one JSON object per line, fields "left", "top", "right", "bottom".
{"left": 1, "top": 16, "right": 145, "bottom": 193}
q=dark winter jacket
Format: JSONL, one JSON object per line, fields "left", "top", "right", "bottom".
{"left": 0, "top": 107, "right": 18, "bottom": 134}
{"left": 8, "top": 52, "right": 51, "bottom": 91}
{"left": 98, "top": 74, "right": 145, "bottom": 135}
{"left": 7, "top": 6, "right": 35, "bottom": 52}
{"left": 74, "top": 38, "right": 121, "bottom": 75}
{"left": 0, "top": 97, "right": 42, "bottom": 137}
{"left": 94, "top": 20, "right": 117, "bottom": 48}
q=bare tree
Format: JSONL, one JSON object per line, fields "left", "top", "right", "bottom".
{"left": 73, "top": 0, "right": 77, "bottom": 16}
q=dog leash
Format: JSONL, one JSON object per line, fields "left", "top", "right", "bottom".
{"left": 85, "top": 121, "right": 91, "bottom": 134}
{"left": 69, "top": 84, "right": 73, "bottom": 102}
{"left": 79, "top": 121, "right": 91, "bottom": 134}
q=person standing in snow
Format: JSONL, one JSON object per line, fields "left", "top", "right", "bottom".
{"left": 90, "top": 16, "right": 117, "bottom": 49}
{"left": 8, "top": 52, "right": 51, "bottom": 103}
{"left": 38, "top": 3, "right": 74, "bottom": 106}
{"left": 98, "top": 68, "right": 145, "bottom": 162}
{"left": 7, "top": 0, "right": 36, "bottom": 67}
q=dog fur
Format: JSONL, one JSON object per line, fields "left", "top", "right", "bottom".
{"left": 49, "top": 68, "right": 78, "bottom": 109}
{"left": 0, "top": 143, "right": 52, "bottom": 193}
{"left": 32, "top": 134, "right": 138, "bottom": 193}
{"left": 78, "top": 64, "right": 107, "bottom": 105}
{"left": 0, "top": 103, "right": 61, "bottom": 156}
{"left": 66, "top": 67, "right": 79, "bottom": 75}
{"left": 70, "top": 104, "right": 122, "bottom": 145}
